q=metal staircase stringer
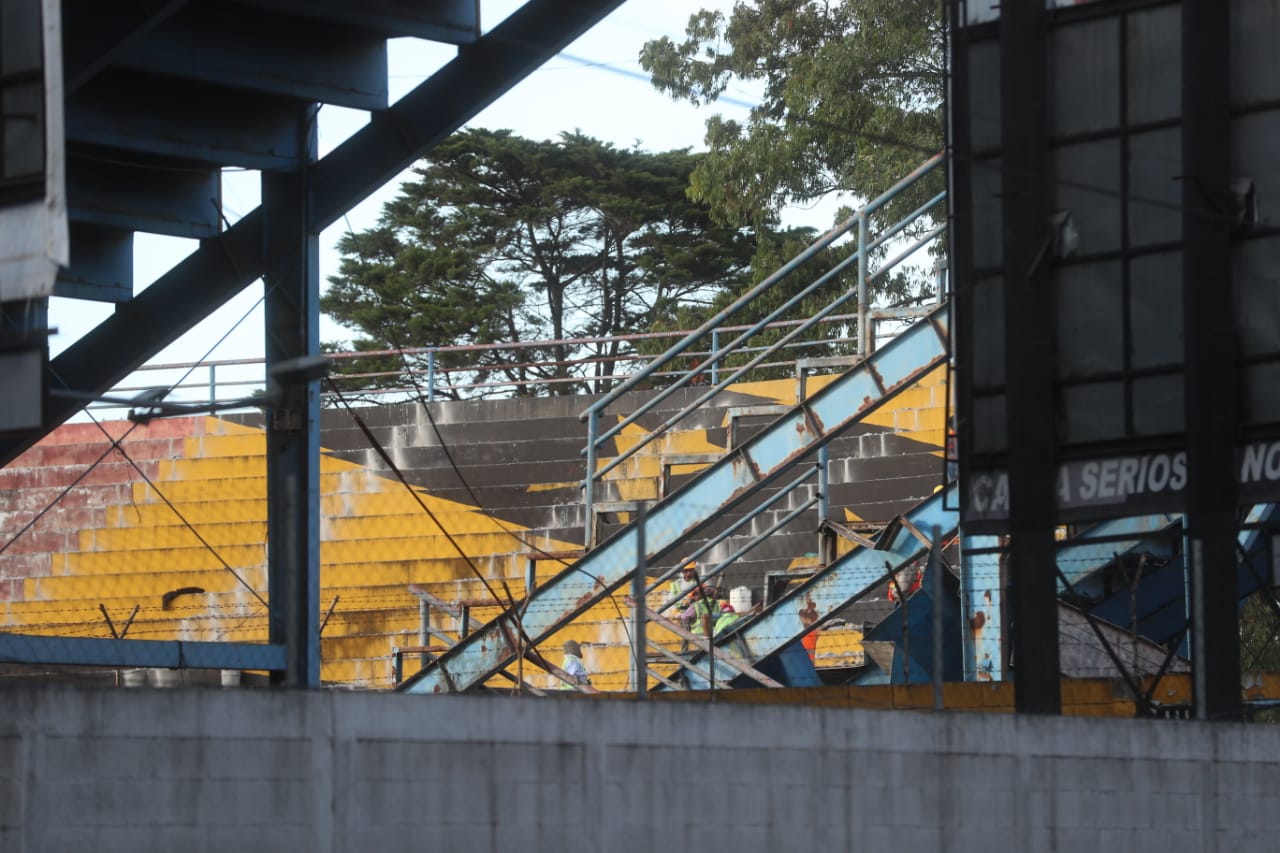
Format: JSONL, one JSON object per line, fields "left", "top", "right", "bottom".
{"left": 398, "top": 302, "right": 951, "bottom": 694}
{"left": 683, "top": 483, "right": 959, "bottom": 688}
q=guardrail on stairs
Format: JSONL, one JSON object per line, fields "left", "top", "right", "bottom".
{"left": 578, "top": 152, "right": 946, "bottom": 548}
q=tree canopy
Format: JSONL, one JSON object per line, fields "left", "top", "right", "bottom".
{"left": 640, "top": 0, "right": 945, "bottom": 231}
{"left": 322, "top": 129, "right": 756, "bottom": 398}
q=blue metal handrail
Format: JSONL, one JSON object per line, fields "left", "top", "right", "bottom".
{"left": 579, "top": 152, "right": 946, "bottom": 547}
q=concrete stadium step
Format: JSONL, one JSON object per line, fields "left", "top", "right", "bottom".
{"left": 20, "top": 418, "right": 200, "bottom": 447}
{"left": 81, "top": 520, "right": 267, "bottom": 551}
{"left": 106, "top": 498, "right": 266, "bottom": 526}
{"left": 25, "top": 566, "right": 268, "bottom": 599}
{"left": 51, "top": 544, "right": 267, "bottom": 574}
{"left": 0, "top": 460, "right": 163, "bottom": 492}
{"left": 323, "top": 420, "right": 589, "bottom": 458}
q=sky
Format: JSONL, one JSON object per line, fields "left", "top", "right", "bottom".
{"left": 50, "top": 0, "right": 787, "bottom": 408}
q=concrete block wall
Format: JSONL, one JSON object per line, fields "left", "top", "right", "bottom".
{"left": 3, "top": 684, "right": 1279, "bottom": 853}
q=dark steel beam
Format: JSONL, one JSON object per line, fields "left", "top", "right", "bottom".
{"left": 1182, "top": 0, "right": 1240, "bottom": 722}
{"left": 247, "top": 0, "right": 481, "bottom": 43}
{"left": 1000, "top": 0, "right": 1061, "bottom": 714}
{"left": 67, "top": 149, "right": 221, "bottom": 239}
{"left": 53, "top": 223, "right": 133, "bottom": 303}
{"left": 61, "top": 0, "right": 191, "bottom": 94}
{"left": 948, "top": 0, "right": 976, "bottom": 500}
{"left": 118, "top": 6, "right": 389, "bottom": 111}
{"left": 3, "top": 0, "right": 626, "bottom": 466}
{"left": 263, "top": 105, "right": 323, "bottom": 688}
{"left": 38, "top": 206, "right": 266, "bottom": 429}
{"left": 67, "top": 72, "right": 306, "bottom": 171}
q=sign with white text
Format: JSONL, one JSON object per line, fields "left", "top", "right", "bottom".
{"left": 967, "top": 440, "right": 1280, "bottom": 525}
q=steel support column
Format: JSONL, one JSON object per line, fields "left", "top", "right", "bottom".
{"left": 1000, "top": 0, "right": 1060, "bottom": 713}
{"left": 263, "top": 105, "right": 321, "bottom": 687}
{"left": 1182, "top": 0, "right": 1239, "bottom": 722}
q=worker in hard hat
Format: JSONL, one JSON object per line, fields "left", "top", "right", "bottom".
{"left": 666, "top": 560, "right": 699, "bottom": 616}
{"left": 682, "top": 580, "right": 721, "bottom": 636}
{"left": 713, "top": 600, "right": 741, "bottom": 637}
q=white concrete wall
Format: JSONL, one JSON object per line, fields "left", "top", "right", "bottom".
{"left": 2, "top": 684, "right": 1279, "bottom": 852}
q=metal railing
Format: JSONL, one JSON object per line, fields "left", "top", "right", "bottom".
{"left": 81, "top": 314, "right": 868, "bottom": 419}
{"left": 578, "top": 152, "right": 947, "bottom": 547}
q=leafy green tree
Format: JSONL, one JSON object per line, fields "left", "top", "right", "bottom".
{"left": 636, "top": 0, "right": 947, "bottom": 369}
{"left": 322, "top": 129, "right": 756, "bottom": 398}
{"left": 640, "top": 0, "right": 945, "bottom": 232}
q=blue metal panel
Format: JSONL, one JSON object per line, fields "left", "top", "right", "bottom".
{"left": 743, "top": 410, "right": 816, "bottom": 473}
{"left": 960, "top": 534, "right": 1004, "bottom": 682}
{"left": 765, "top": 642, "right": 824, "bottom": 688}
{"left": 1086, "top": 503, "right": 1280, "bottom": 649}
{"left": 862, "top": 309, "right": 951, "bottom": 393}
{"left": 251, "top": 0, "right": 480, "bottom": 43}
{"left": 957, "top": 514, "right": 1182, "bottom": 682}
{"left": 0, "top": 633, "right": 285, "bottom": 670}
{"left": 54, "top": 223, "right": 132, "bottom": 303}
{"left": 806, "top": 308, "right": 949, "bottom": 434}
{"left": 120, "top": 8, "right": 389, "bottom": 110}
{"left": 401, "top": 308, "right": 951, "bottom": 694}
{"left": 67, "top": 73, "right": 305, "bottom": 171}
{"left": 67, "top": 150, "right": 220, "bottom": 238}
{"left": 856, "top": 563, "right": 963, "bottom": 685}
{"left": 1088, "top": 557, "right": 1190, "bottom": 647}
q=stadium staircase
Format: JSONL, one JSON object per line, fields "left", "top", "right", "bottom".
{"left": 400, "top": 154, "right": 951, "bottom": 693}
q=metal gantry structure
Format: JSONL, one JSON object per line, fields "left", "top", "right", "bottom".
{"left": 0, "top": 0, "right": 630, "bottom": 686}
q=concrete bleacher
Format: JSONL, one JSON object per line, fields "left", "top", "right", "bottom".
{"left": 0, "top": 366, "right": 947, "bottom": 689}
